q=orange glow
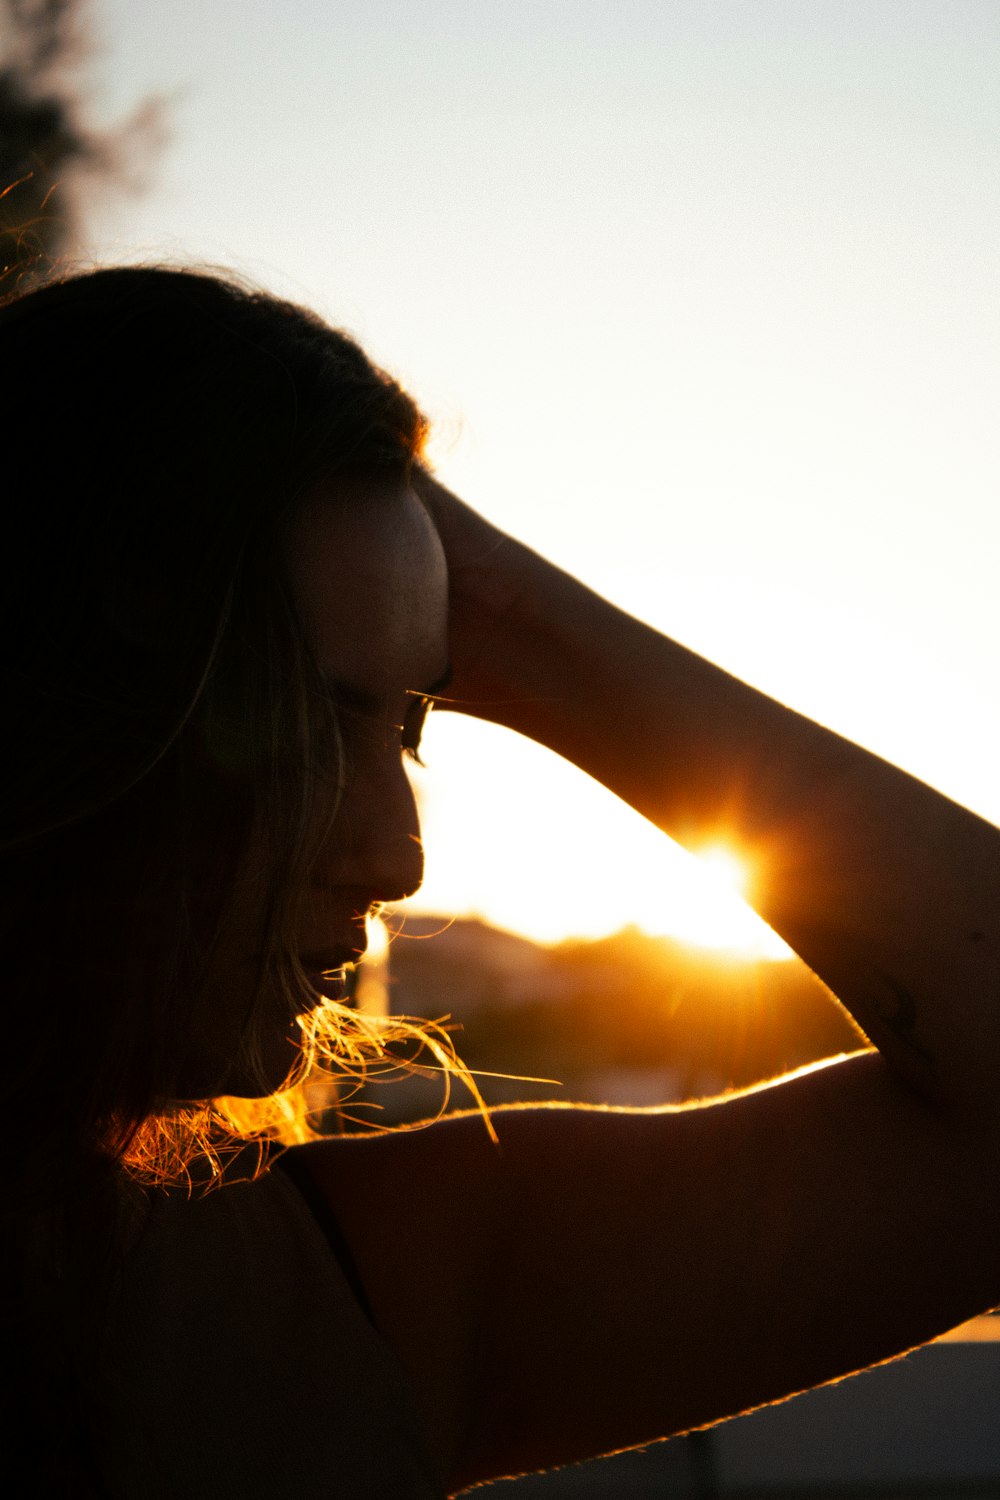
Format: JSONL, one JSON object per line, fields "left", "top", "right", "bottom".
{"left": 696, "top": 846, "right": 750, "bottom": 899}
{"left": 407, "top": 716, "right": 797, "bottom": 959}
{"left": 664, "top": 844, "right": 792, "bottom": 961}
{"left": 354, "top": 914, "right": 391, "bottom": 1017}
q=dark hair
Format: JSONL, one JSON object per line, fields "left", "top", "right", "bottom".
{"left": 0, "top": 265, "right": 435, "bottom": 1182}
{"left": 0, "top": 266, "right": 472, "bottom": 1490}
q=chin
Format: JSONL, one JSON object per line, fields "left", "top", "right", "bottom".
{"left": 217, "top": 1039, "right": 303, "bottom": 1100}
{"left": 175, "top": 1023, "right": 303, "bottom": 1103}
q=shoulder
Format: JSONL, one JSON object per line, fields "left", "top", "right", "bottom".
{"left": 97, "top": 1162, "right": 444, "bottom": 1498}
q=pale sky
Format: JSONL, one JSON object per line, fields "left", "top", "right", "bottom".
{"left": 79, "top": 0, "right": 1000, "bottom": 948}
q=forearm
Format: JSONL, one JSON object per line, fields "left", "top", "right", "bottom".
{"left": 437, "top": 517, "right": 1000, "bottom": 1114}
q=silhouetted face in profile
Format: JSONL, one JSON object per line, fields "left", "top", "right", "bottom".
{"left": 181, "top": 482, "right": 450, "bottom": 1098}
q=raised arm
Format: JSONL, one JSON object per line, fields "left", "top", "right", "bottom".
{"left": 418, "top": 474, "right": 1000, "bottom": 1113}
{"left": 298, "top": 477, "right": 1000, "bottom": 1493}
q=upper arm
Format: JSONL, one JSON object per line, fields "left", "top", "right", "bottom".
{"left": 296, "top": 1053, "right": 1000, "bottom": 1490}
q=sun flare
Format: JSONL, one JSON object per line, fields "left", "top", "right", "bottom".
{"left": 407, "top": 717, "right": 795, "bottom": 961}
{"left": 696, "top": 846, "right": 749, "bottom": 899}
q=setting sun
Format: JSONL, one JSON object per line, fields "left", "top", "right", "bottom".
{"left": 697, "top": 847, "right": 749, "bottom": 899}
{"left": 407, "top": 716, "right": 794, "bottom": 961}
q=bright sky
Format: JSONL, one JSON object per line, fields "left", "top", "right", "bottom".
{"left": 82, "top": 0, "right": 1000, "bottom": 951}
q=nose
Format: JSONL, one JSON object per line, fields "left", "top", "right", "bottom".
{"left": 312, "top": 756, "right": 425, "bottom": 908}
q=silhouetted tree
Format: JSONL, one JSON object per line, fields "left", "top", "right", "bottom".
{"left": 0, "top": 0, "right": 163, "bottom": 287}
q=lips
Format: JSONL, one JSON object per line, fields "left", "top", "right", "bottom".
{"left": 297, "top": 941, "right": 366, "bottom": 1000}
{"left": 303, "top": 969, "right": 349, "bottom": 1001}
{"left": 298, "top": 942, "right": 366, "bottom": 973}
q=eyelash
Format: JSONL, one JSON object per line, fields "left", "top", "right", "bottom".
{"left": 400, "top": 696, "right": 433, "bottom": 767}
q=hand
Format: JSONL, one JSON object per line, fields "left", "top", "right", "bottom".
{"left": 412, "top": 468, "right": 537, "bottom": 713}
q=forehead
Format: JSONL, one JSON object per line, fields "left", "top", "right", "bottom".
{"left": 287, "top": 481, "right": 448, "bottom": 696}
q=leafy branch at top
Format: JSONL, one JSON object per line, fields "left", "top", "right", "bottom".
{"left": 0, "top": 0, "right": 166, "bottom": 287}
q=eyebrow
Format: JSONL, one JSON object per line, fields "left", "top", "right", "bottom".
{"left": 321, "top": 664, "right": 453, "bottom": 715}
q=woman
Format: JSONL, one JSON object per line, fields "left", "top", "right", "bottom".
{"left": 2, "top": 265, "right": 998, "bottom": 1497}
